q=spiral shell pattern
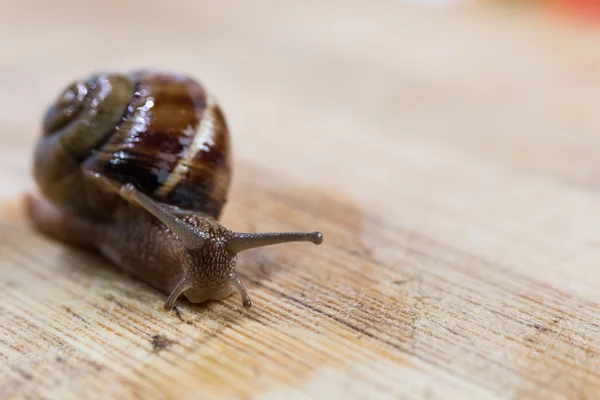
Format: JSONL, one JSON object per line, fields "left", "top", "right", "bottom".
{"left": 35, "top": 70, "right": 232, "bottom": 219}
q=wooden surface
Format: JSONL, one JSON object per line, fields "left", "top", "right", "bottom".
{"left": 2, "top": 1, "right": 600, "bottom": 399}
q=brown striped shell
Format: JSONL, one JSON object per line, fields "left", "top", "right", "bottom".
{"left": 34, "top": 70, "right": 231, "bottom": 219}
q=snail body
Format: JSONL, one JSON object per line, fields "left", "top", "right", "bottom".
{"left": 28, "top": 69, "right": 322, "bottom": 310}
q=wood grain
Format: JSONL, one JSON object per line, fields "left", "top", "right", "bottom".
{"left": 1, "top": 1, "right": 600, "bottom": 399}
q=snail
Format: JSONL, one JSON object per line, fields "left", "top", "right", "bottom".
{"left": 26, "top": 69, "right": 323, "bottom": 311}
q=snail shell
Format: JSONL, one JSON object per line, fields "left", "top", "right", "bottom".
{"left": 28, "top": 69, "right": 322, "bottom": 310}
{"left": 35, "top": 70, "right": 230, "bottom": 219}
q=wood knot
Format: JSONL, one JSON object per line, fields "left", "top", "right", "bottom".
{"left": 151, "top": 334, "right": 173, "bottom": 353}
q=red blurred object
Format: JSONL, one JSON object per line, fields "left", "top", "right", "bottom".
{"left": 549, "top": 0, "right": 600, "bottom": 23}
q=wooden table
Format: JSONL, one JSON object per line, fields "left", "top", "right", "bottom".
{"left": 1, "top": 1, "right": 600, "bottom": 399}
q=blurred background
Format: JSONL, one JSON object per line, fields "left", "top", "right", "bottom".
{"left": 1, "top": 0, "right": 599, "bottom": 208}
